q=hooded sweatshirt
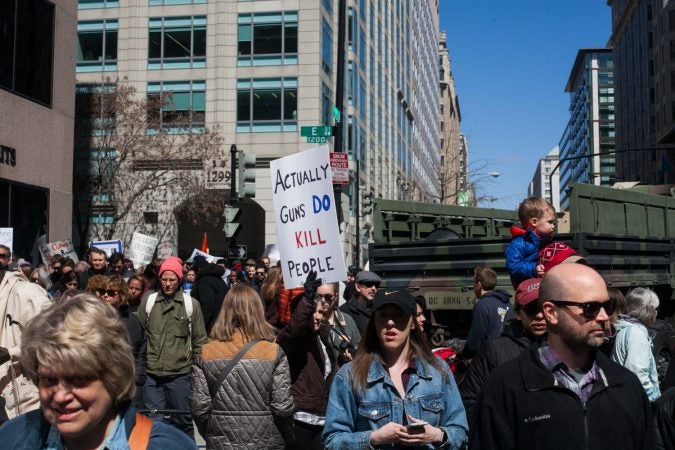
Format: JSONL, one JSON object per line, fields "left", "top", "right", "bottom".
{"left": 463, "top": 289, "right": 512, "bottom": 359}
{"left": 190, "top": 263, "right": 227, "bottom": 333}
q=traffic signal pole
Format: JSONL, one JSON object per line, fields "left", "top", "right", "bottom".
{"left": 229, "top": 144, "right": 238, "bottom": 250}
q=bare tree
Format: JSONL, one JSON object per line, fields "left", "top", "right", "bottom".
{"left": 74, "top": 78, "right": 225, "bottom": 252}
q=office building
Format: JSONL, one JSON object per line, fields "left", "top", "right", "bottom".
{"left": 75, "top": 0, "right": 442, "bottom": 263}
{"left": 528, "top": 146, "right": 560, "bottom": 212}
{"left": 0, "top": 0, "right": 76, "bottom": 261}
{"left": 559, "top": 48, "right": 616, "bottom": 208}
{"left": 608, "top": 0, "right": 675, "bottom": 183}
{"left": 439, "top": 31, "right": 466, "bottom": 205}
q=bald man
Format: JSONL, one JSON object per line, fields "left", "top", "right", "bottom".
{"left": 470, "top": 264, "right": 653, "bottom": 450}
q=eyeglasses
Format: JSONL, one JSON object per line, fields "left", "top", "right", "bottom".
{"left": 255, "top": 271, "right": 266, "bottom": 276}
{"left": 0, "top": 253, "right": 9, "bottom": 259}
{"left": 315, "top": 293, "right": 335, "bottom": 303}
{"left": 549, "top": 298, "right": 616, "bottom": 320}
{"left": 96, "top": 289, "right": 120, "bottom": 297}
{"left": 522, "top": 301, "right": 542, "bottom": 316}
{"left": 361, "top": 281, "right": 380, "bottom": 288}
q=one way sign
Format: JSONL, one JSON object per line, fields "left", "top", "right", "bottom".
{"left": 228, "top": 245, "right": 247, "bottom": 260}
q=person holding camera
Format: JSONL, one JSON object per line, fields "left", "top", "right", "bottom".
{"left": 317, "top": 282, "right": 360, "bottom": 367}
{"left": 277, "top": 272, "right": 336, "bottom": 450}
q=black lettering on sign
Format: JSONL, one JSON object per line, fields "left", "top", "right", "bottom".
{"left": 0, "top": 145, "right": 16, "bottom": 167}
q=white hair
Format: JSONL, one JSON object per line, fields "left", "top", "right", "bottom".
{"left": 624, "top": 287, "right": 659, "bottom": 325}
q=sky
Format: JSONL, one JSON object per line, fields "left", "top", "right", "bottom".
{"left": 439, "top": 1, "right": 612, "bottom": 210}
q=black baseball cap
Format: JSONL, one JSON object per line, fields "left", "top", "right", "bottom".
{"left": 372, "top": 289, "right": 416, "bottom": 317}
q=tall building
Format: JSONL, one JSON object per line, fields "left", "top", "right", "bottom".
{"left": 608, "top": 0, "right": 675, "bottom": 183}
{"left": 438, "top": 31, "right": 465, "bottom": 205}
{"left": 559, "top": 48, "right": 616, "bottom": 209}
{"left": 528, "top": 147, "right": 560, "bottom": 212}
{"left": 75, "top": 0, "right": 442, "bottom": 264}
{"left": 0, "top": 0, "right": 76, "bottom": 261}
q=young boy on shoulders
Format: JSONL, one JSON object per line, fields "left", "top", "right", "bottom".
{"left": 505, "top": 196, "right": 555, "bottom": 288}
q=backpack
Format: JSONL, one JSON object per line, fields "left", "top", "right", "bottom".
{"left": 145, "top": 291, "right": 193, "bottom": 336}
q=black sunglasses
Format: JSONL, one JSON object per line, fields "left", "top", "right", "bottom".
{"left": 315, "top": 293, "right": 335, "bottom": 303}
{"left": 549, "top": 298, "right": 616, "bottom": 320}
{"left": 96, "top": 288, "right": 120, "bottom": 297}
{"left": 522, "top": 301, "right": 542, "bottom": 316}
{"left": 361, "top": 281, "right": 380, "bottom": 288}
{"left": 0, "top": 253, "right": 9, "bottom": 258}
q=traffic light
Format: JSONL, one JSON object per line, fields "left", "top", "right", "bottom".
{"left": 237, "top": 150, "right": 256, "bottom": 199}
{"left": 361, "top": 190, "right": 374, "bottom": 215}
{"left": 223, "top": 205, "right": 241, "bottom": 239}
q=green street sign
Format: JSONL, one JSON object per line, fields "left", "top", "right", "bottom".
{"left": 300, "top": 126, "right": 334, "bottom": 137}
{"left": 306, "top": 136, "right": 327, "bottom": 143}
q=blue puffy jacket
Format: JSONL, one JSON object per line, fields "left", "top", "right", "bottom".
{"left": 505, "top": 227, "right": 541, "bottom": 288}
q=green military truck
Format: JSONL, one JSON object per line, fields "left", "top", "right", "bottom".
{"left": 368, "top": 183, "right": 675, "bottom": 374}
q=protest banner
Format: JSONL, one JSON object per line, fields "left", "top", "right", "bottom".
{"left": 127, "top": 232, "right": 159, "bottom": 269}
{"left": 270, "top": 145, "right": 347, "bottom": 288}
{"left": 89, "top": 239, "right": 123, "bottom": 257}
{"left": 0, "top": 228, "right": 12, "bottom": 253}
{"left": 188, "top": 248, "right": 221, "bottom": 264}
{"left": 37, "top": 236, "right": 79, "bottom": 265}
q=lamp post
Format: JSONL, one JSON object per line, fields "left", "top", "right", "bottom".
{"left": 458, "top": 171, "right": 500, "bottom": 206}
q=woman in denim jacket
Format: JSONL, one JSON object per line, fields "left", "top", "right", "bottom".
{"left": 323, "top": 289, "right": 467, "bottom": 449}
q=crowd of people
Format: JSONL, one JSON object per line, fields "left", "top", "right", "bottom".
{"left": 0, "top": 195, "right": 673, "bottom": 449}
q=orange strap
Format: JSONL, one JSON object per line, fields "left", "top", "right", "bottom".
{"left": 128, "top": 413, "right": 153, "bottom": 450}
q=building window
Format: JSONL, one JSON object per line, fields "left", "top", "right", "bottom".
{"left": 238, "top": 12, "right": 298, "bottom": 66}
{"left": 236, "top": 78, "right": 297, "bottom": 132}
{"left": 149, "top": 16, "right": 206, "bottom": 69}
{"left": 321, "top": 18, "right": 333, "bottom": 74}
{"left": 147, "top": 80, "right": 206, "bottom": 131}
{"left": 150, "top": 0, "right": 206, "bottom": 4}
{"left": 78, "top": 0, "right": 119, "bottom": 8}
{"left": 77, "top": 20, "right": 118, "bottom": 72}
{"left": 322, "top": 83, "right": 333, "bottom": 126}
{"left": 0, "top": 0, "right": 54, "bottom": 107}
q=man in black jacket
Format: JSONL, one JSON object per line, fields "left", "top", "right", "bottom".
{"left": 461, "top": 266, "right": 512, "bottom": 359}
{"left": 470, "top": 264, "right": 652, "bottom": 450}
{"left": 460, "top": 277, "right": 546, "bottom": 418}
{"left": 339, "top": 270, "right": 380, "bottom": 339}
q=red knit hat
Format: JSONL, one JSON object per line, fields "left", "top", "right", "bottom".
{"left": 538, "top": 242, "right": 586, "bottom": 273}
{"left": 159, "top": 256, "right": 183, "bottom": 281}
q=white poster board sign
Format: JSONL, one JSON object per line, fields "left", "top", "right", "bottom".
{"left": 270, "top": 145, "right": 347, "bottom": 288}
{"left": 38, "top": 238, "right": 79, "bottom": 264}
{"left": 188, "top": 248, "right": 221, "bottom": 264}
{"left": 0, "top": 228, "right": 12, "bottom": 253}
{"left": 127, "top": 232, "right": 159, "bottom": 269}
{"left": 156, "top": 242, "right": 174, "bottom": 259}
{"left": 89, "top": 239, "right": 123, "bottom": 257}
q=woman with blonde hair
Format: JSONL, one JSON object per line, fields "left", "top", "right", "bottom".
{"left": 191, "top": 284, "right": 294, "bottom": 449}
{"left": 0, "top": 294, "right": 195, "bottom": 449}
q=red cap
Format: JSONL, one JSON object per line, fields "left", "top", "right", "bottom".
{"left": 516, "top": 278, "right": 540, "bottom": 306}
{"left": 538, "top": 242, "right": 586, "bottom": 273}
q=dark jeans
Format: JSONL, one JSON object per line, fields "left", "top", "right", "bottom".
{"left": 292, "top": 420, "right": 323, "bottom": 450}
{"left": 143, "top": 372, "right": 194, "bottom": 439}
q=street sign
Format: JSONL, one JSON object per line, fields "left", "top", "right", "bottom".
{"left": 204, "top": 159, "right": 231, "bottom": 190}
{"left": 300, "top": 126, "right": 334, "bottom": 137}
{"left": 306, "top": 136, "right": 327, "bottom": 143}
{"left": 228, "top": 245, "right": 247, "bottom": 260}
{"left": 330, "top": 152, "right": 349, "bottom": 184}
{"left": 224, "top": 223, "right": 241, "bottom": 239}
{"left": 223, "top": 205, "right": 240, "bottom": 223}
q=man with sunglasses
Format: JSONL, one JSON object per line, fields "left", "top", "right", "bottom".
{"left": 460, "top": 278, "right": 546, "bottom": 418}
{"left": 470, "top": 264, "right": 653, "bottom": 450}
{"left": 339, "top": 270, "right": 381, "bottom": 338}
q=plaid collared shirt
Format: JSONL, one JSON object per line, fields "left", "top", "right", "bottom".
{"left": 538, "top": 340, "right": 602, "bottom": 404}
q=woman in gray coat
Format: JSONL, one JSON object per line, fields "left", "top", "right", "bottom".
{"left": 191, "top": 284, "right": 294, "bottom": 449}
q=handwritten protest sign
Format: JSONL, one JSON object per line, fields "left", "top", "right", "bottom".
{"left": 0, "top": 228, "right": 12, "bottom": 253}
{"left": 270, "top": 145, "right": 347, "bottom": 288}
{"left": 89, "top": 240, "right": 123, "bottom": 257}
{"left": 127, "top": 232, "right": 159, "bottom": 269}
{"left": 188, "top": 248, "right": 222, "bottom": 264}
{"left": 38, "top": 236, "right": 79, "bottom": 264}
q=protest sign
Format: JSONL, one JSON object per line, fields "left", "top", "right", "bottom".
{"left": 127, "top": 232, "right": 159, "bottom": 269}
{"left": 270, "top": 145, "right": 347, "bottom": 288}
{"left": 38, "top": 237, "right": 79, "bottom": 265}
{"left": 188, "top": 248, "right": 221, "bottom": 264}
{"left": 0, "top": 228, "right": 12, "bottom": 253}
{"left": 157, "top": 241, "right": 175, "bottom": 259}
{"left": 89, "top": 239, "right": 123, "bottom": 257}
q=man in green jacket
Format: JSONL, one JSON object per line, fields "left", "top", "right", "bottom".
{"left": 138, "top": 256, "right": 208, "bottom": 439}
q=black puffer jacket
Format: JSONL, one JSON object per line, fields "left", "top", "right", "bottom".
{"left": 656, "top": 388, "right": 675, "bottom": 450}
{"left": 460, "top": 319, "right": 537, "bottom": 419}
{"left": 190, "top": 263, "right": 228, "bottom": 333}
